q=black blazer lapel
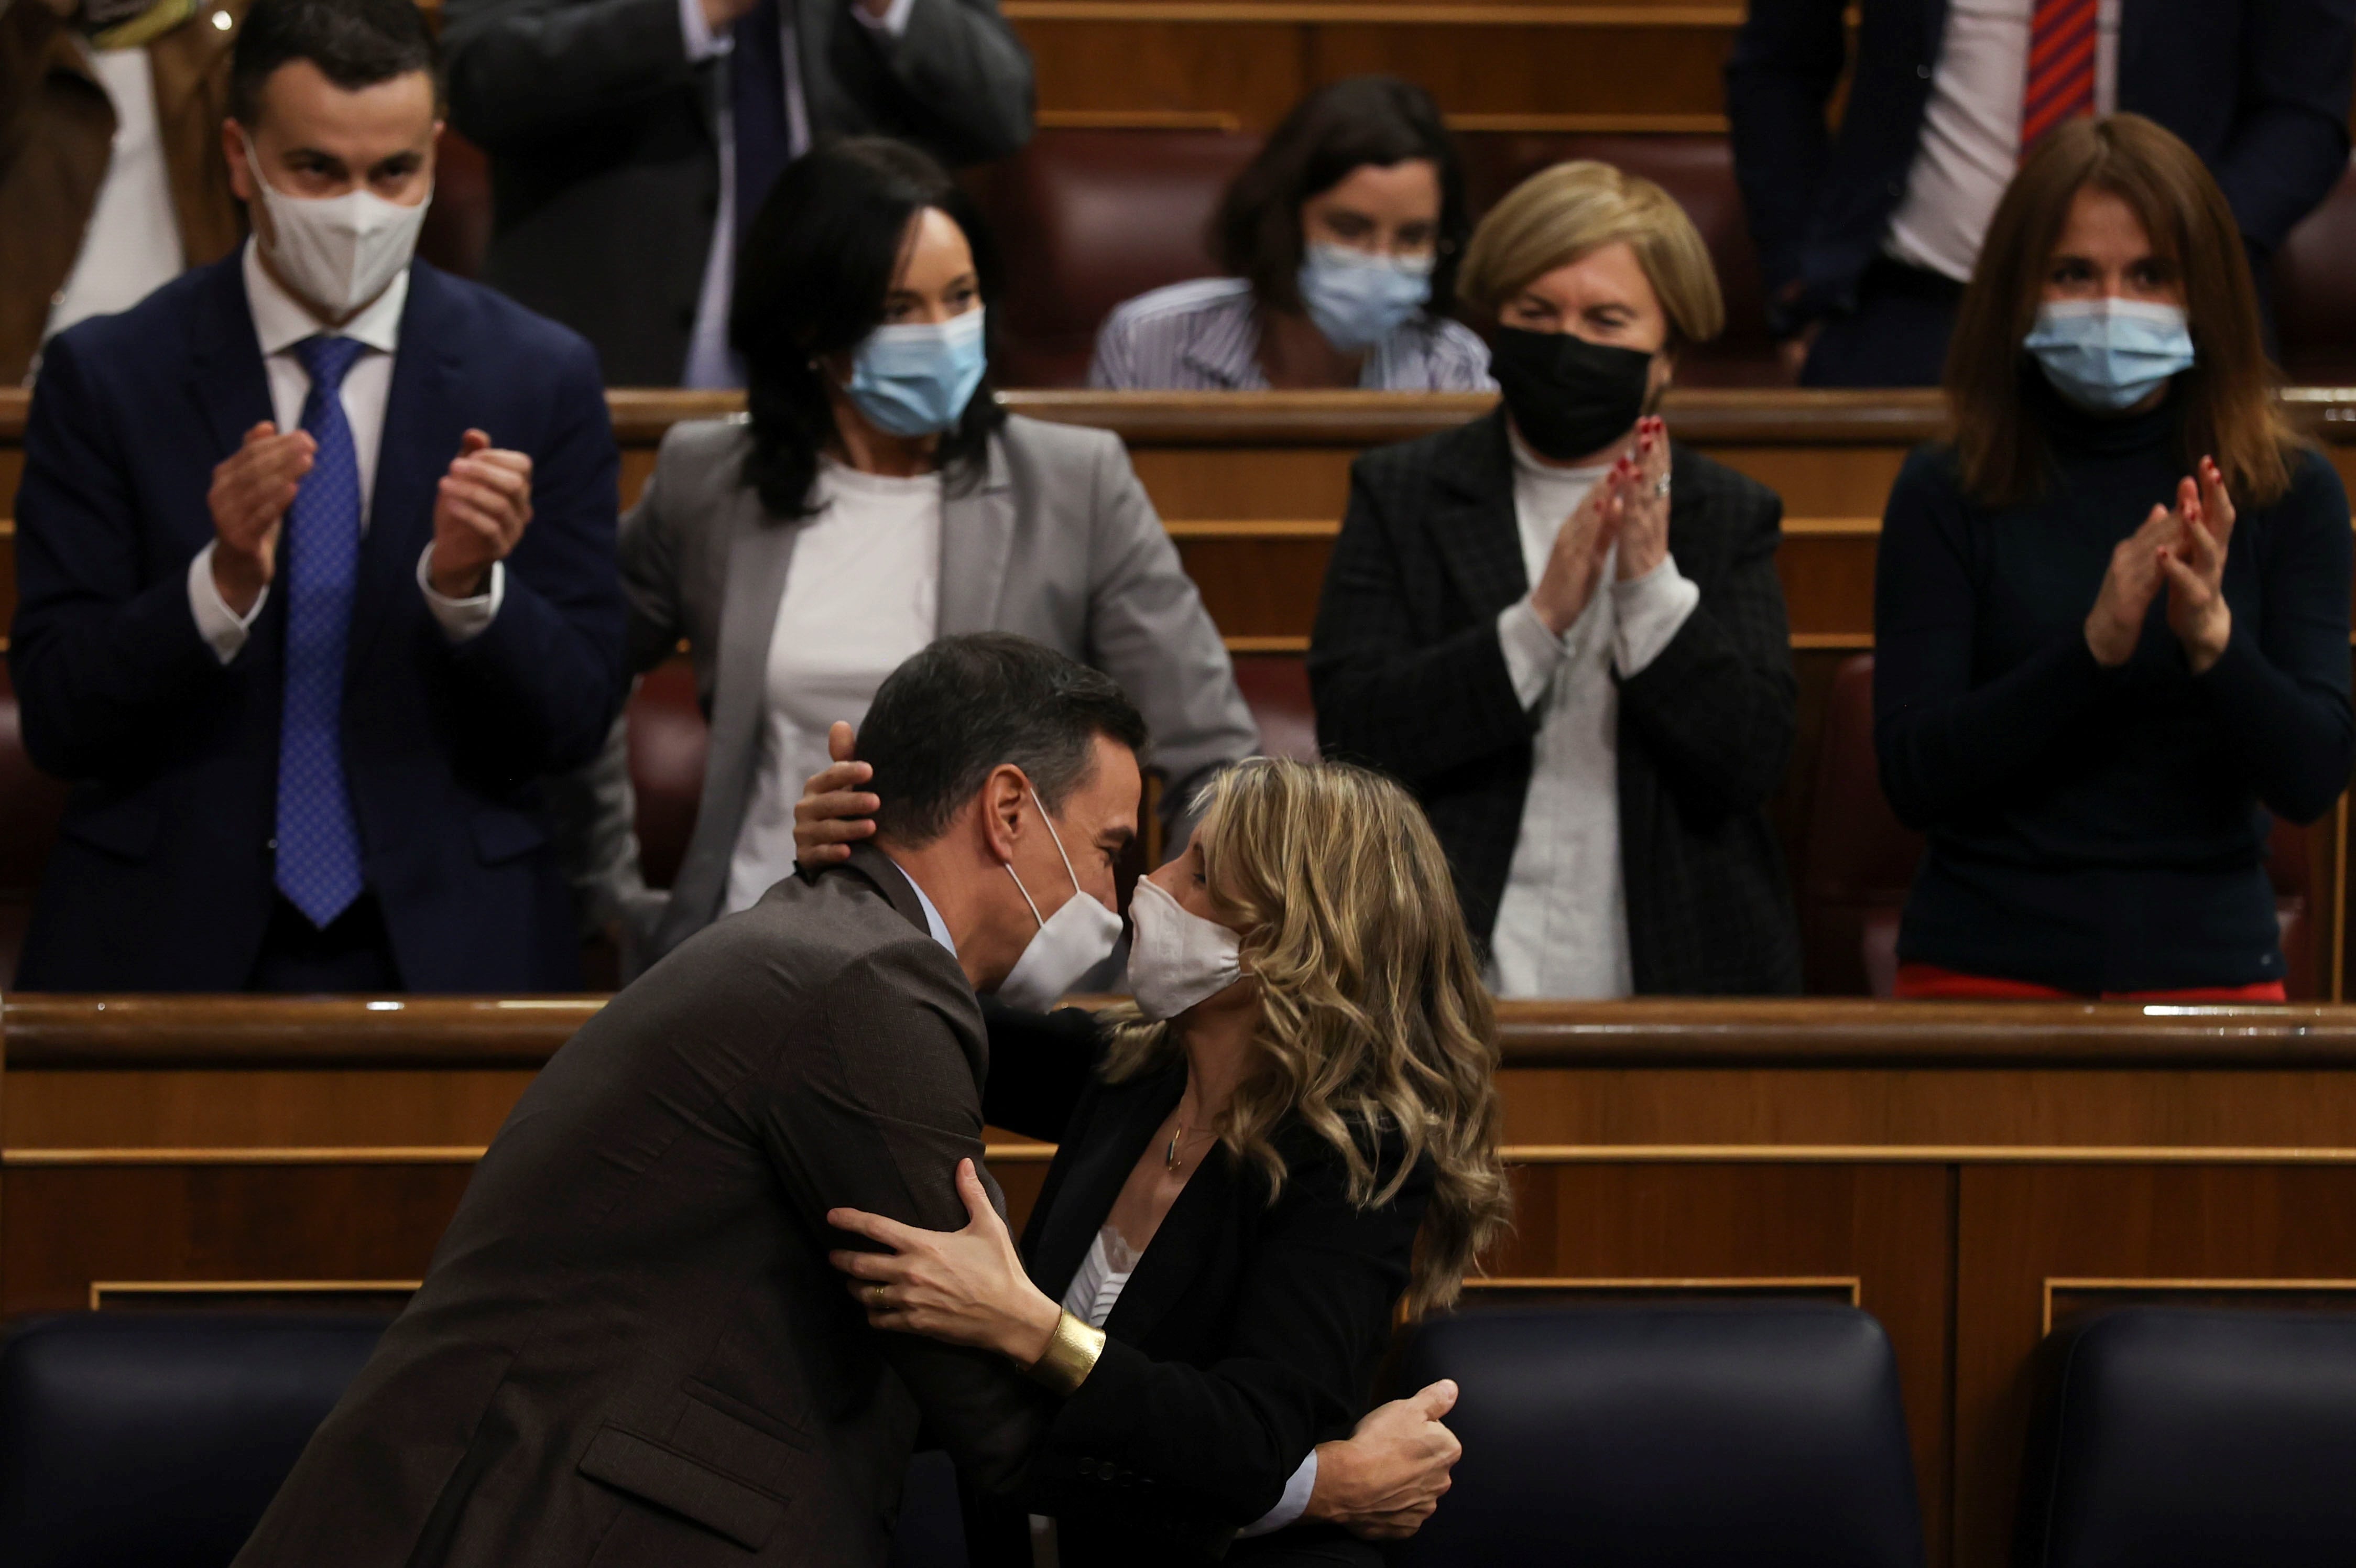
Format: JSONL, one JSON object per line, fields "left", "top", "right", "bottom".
{"left": 1099, "top": 1143, "right": 1231, "bottom": 1347}
{"left": 1421, "top": 408, "right": 1527, "bottom": 620}
{"left": 184, "top": 255, "right": 275, "bottom": 465}
{"left": 350, "top": 264, "right": 468, "bottom": 671}
{"left": 1024, "top": 1067, "right": 1183, "bottom": 1304}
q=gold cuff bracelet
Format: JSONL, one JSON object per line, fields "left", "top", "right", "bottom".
{"left": 1027, "top": 1310, "right": 1107, "bottom": 1396}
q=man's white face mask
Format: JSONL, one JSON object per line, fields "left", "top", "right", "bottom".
{"left": 996, "top": 791, "right": 1124, "bottom": 1010}
{"left": 244, "top": 138, "right": 430, "bottom": 320}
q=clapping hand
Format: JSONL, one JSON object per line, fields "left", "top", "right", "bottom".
{"left": 2084, "top": 455, "right": 2235, "bottom": 672}
{"left": 1529, "top": 454, "right": 1629, "bottom": 635}
{"left": 207, "top": 422, "right": 316, "bottom": 616}
{"left": 428, "top": 429, "right": 532, "bottom": 600}
{"left": 2157, "top": 456, "right": 2235, "bottom": 674}
{"left": 1615, "top": 415, "right": 1672, "bottom": 581}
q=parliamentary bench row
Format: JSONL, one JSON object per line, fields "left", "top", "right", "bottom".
{"left": 8, "top": 992, "right": 2356, "bottom": 1566}
{"left": 3, "top": 387, "right": 2352, "bottom": 996}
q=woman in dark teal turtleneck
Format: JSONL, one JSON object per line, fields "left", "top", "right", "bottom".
{"left": 1874, "top": 113, "right": 2354, "bottom": 999}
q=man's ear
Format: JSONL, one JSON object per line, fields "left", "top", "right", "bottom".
{"left": 977, "top": 764, "right": 1029, "bottom": 865}
{"left": 223, "top": 118, "right": 256, "bottom": 203}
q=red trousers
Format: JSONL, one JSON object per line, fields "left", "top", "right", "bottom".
{"left": 1892, "top": 964, "right": 2287, "bottom": 1003}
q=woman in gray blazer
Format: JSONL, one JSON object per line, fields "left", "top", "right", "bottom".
{"left": 586, "top": 138, "right": 1257, "bottom": 971}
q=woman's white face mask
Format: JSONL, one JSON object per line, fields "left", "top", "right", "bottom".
{"left": 1125, "top": 874, "right": 1244, "bottom": 1021}
{"left": 244, "top": 139, "right": 430, "bottom": 321}
{"left": 996, "top": 792, "right": 1124, "bottom": 1010}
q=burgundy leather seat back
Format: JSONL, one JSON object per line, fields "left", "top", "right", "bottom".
{"left": 968, "top": 129, "right": 1262, "bottom": 388}
{"left": 1231, "top": 655, "right": 1318, "bottom": 764}
{"left": 1799, "top": 655, "right": 1926, "bottom": 996}
{"left": 2268, "top": 815, "right": 2315, "bottom": 1001}
{"left": 2272, "top": 159, "right": 2356, "bottom": 385}
{"left": 417, "top": 128, "right": 494, "bottom": 281}
{"left": 626, "top": 661, "right": 710, "bottom": 891}
{"left": 0, "top": 666, "right": 71, "bottom": 987}
{"left": 1802, "top": 654, "right": 2317, "bottom": 998}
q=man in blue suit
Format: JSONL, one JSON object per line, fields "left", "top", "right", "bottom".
{"left": 1726, "top": 0, "right": 2356, "bottom": 386}
{"left": 8, "top": 0, "right": 628, "bottom": 991}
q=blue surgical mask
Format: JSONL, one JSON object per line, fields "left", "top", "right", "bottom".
{"left": 2023, "top": 298, "right": 2196, "bottom": 413}
{"left": 1296, "top": 243, "right": 1434, "bottom": 353}
{"left": 844, "top": 307, "right": 988, "bottom": 437}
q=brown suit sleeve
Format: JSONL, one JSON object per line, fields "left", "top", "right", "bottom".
{"left": 756, "top": 939, "right": 1052, "bottom": 1491}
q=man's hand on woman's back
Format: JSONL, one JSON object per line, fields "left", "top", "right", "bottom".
{"left": 1305, "top": 1378, "right": 1463, "bottom": 1539}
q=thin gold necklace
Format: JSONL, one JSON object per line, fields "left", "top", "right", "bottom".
{"left": 1165, "top": 1123, "right": 1214, "bottom": 1172}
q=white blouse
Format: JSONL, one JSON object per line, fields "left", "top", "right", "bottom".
{"left": 1487, "top": 433, "right": 1699, "bottom": 998}
{"left": 723, "top": 458, "right": 942, "bottom": 914}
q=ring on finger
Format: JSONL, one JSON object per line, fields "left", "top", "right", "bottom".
{"left": 868, "top": 1282, "right": 888, "bottom": 1309}
{"left": 1651, "top": 475, "right": 1672, "bottom": 498}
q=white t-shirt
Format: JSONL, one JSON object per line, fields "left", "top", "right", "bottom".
{"left": 724, "top": 458, "right": 942, "bottom": 913}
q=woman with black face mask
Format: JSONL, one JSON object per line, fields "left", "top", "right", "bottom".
{"left": 1309, "top": 160, "right": 1803, "bottom": 998}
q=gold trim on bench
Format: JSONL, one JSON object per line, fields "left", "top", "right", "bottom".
{"left": 1467, "top": 1275, "right": 1862, "bottom": 1305}
{"left": 1166, "top": 519, "right": 1340, "bottom": 539}
{"left": 7, "top": 1141, "right": 1064, "bottom": 1167}
{"left": 1035, "top": 109, "right": 1245, "bottom": 131}
{"left": 2042, "top": 1277, "right": 2356, "bottom": 1335}
{"left": 90, "top": 1278, "right": 424, "bottom": 1310}
{"left": 1444, "top": 112, "right": 1730, "bottom": 134}
{"left": 1499, "top": 1144, "right": 2356, "bottom": 1164}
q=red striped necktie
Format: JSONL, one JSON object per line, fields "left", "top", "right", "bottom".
{"left": 2022, "top": 0, "right": 2100, "bottom": 149}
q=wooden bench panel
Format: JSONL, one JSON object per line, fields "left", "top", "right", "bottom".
{"left": 15, "top": 995, "right": 2356, "bottom": 1568}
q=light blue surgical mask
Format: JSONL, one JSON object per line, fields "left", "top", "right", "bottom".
{"left": 1296, "top": 243, "right": 1434, "bottom": 353}
{"left": 2023, "top": 298, "right": 2196, "bottom": 413}
{"left": 845, "top": 306, "right": 988, "bottom": 437}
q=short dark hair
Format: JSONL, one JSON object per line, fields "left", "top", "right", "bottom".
{"left": 733, "top": 137, "right": 1008, "bottom": 521}
{"left": 859, "top": 635, "right": 1149, "bottom": 846}
{"left": 228, "top": 0, "right": 441, "bottom": 126}
{"left": 1213, "top": 76, "right": 1469, "bottom": 319}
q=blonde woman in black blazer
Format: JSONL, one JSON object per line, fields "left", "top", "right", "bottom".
{"left": 806, "top": 758, "right": 1511, "bottom": 1566}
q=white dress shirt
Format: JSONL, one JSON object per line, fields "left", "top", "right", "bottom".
{"left": 1488, "top": 435, "right": 1699, "bottom": 999}
{"left": 725, "top": 457, "right": 943, "bottom": 913}
{"left": 1885, "top": 0, "right": 2122, "bottom": 283}
{"left": 678, "top": 0, "right": 919, "bottom": 388}
{"left": 41, "top": 41, "right": 186, "bottom": 354}
{"left": 188, "top": 243, "right": 503, "bottom": 663}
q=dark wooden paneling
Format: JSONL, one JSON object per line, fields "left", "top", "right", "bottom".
{"left": 1017, "top": 19, "right": 1311, "bottom": 132}
{"left": 1951, "top": 1163, "right": 2356, "bottom": 1568}
{"left": 0, "top": 1161, "right": 478, "bottom": 1315}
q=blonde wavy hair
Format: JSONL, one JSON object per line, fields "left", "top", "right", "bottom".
{"left": 1097, "top": 758, "right": 1511, "bottom": 1317}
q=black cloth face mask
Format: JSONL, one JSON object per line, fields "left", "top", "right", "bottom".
{"left": 1488, "top": 326, "right": 1656, "bottom": 462}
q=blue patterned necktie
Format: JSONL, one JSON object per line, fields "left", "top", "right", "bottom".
{"left": 275, "top": 335, "right": 368, "bottom": 928}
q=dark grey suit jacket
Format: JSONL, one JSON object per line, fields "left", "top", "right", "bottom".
{"left": 439, "top": 0, "right": 1034, "bottom": 384}
{"left": 1309, "top": 410, "right": 1804, "bottom": 996}
{"left": 232, "top": 845, "right": 1047, "bottom": 1567}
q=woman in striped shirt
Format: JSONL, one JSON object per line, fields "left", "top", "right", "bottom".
{"left": 1089, "top": 77, "right": 1494, "bottom": 393}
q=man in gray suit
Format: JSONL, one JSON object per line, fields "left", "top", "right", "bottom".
{"left": 237, "top": 635, "right": 1449, "bottom": 1567}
